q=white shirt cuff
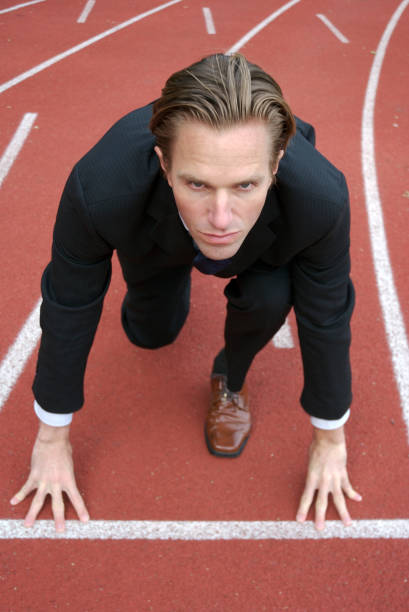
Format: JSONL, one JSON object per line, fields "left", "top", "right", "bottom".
{"left": 34, "top": 400, "right": 73, "bottom": 427}
{"left": 310, "top": 409, "right": 350, "bottom": 430}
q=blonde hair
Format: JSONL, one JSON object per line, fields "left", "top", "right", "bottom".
{"left": 150, "top": 53, "right": 296, "bottom": 170}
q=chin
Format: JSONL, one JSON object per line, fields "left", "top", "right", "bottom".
{"left": 198, "top": 242, "right": 241, "bottom": 260}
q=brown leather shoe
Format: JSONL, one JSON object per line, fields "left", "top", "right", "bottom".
{"left": 205, "top": 375, "right": 251, "bottom": 457}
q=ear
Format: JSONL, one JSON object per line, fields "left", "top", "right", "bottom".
{"left": 272, "top": 149, "right": 285, "bottom": 175}
{"left": 154, "top": 146, "right": 171, "bottom": 185}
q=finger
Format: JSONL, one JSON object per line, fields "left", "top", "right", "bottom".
{"left": 51, "top": 488, "right": 66, "bottom": 533}
{"left": 314, "top": 489, "right": 329, "bottom": 531}
{"left": 10, "top": 479, "right": 37, "bottom": 506}
{"left": 332, "top": 487, "right": 353, "bottom": 527}
{"left": 24, "top": 488, "right": 48, "bottom": 528}
{"left": 65, "top": 486, "right": 90, "bottom": 523}
{"left": 341, "top": 476, "right": 362, "bottom": 502}
{"left": 296, "top": 481, "right": 317, "bottom": 522}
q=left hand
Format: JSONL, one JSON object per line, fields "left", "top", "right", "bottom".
{"left": 296, "top": 426, "right": 362, "bottom": 530}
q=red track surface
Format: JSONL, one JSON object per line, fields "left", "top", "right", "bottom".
{"left": 1, "top": 0, "right": 408, "bottom": 609}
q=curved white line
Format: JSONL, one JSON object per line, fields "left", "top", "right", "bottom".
{"left": 361, "top": 0, "right": 409, "bottom": 441}
{"left": 226, "top": 0, "right": 302, "bottom": 54}
{"left": 0, "top": 0, "right": 45, "bottom": 15}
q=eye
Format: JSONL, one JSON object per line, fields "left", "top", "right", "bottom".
{"left": 238, "top": 182, "right": 254, "bottom": 191}
{"left": 188, "top": 181, "right": 206, "bottom": 190}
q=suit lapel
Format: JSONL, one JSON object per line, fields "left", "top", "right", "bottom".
{"left": 146, "top": 176, "right": 196, "bottom": 261}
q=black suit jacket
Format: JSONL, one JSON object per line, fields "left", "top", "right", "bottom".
{"left": 33, "top": 103, "right": 354, "bottom": 421}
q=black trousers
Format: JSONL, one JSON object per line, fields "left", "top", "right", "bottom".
{"left": 121, "top": 262, "right": 292, "bottom": 391}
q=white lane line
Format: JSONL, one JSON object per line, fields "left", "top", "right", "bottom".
{"left": 77, "top": 0, "right": 96, "bottom": 24}
{"left": 0, "top": 0, "right": 45, "bottom": 15}
{"left": 1, "top": 519, "right": 408, "bottom": 540}
{"left": 361, "top": 0, "right": 409, "bottom": 444}
{"left": 226, "top": 0, "right": 301, "bottom": 54}
{"left": 0, "top": 299, "right": 41, "bottom": 411}
{"left": 273, "top": 318, "right": 294, "bottom": 348}
{"left": 0, "top": 0, "right": 182, "bottom": 95}
{"left": 316, "top": 14, "right": 349, "bottom": 44}
{"left": 202, "top": 7, "right": 216, "bottom": 35}
{"left": 0, "top": 112, "right": 37, "bottom": 189}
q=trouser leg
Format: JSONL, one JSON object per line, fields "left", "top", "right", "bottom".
{"left": 218, "top": 263, "right": 292, "bottom": 391}
{"left": 121, "top": 264, "right": 192, "bottom": 349}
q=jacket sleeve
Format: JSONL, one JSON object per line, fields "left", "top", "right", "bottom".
{"left": 32, "top": 165, "right": 113, "bottom": 414}
{"left": 292, "top": 173, "right": 355, "bottom": 421}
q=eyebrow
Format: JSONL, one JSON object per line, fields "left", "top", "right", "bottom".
{"left": 178, "top": 173, "right": 264, "bottom": 186}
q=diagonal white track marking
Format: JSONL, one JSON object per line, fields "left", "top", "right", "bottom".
{"left": 361, "top": 0, "right": 409, "bottom": 443}
{"left": 226, "top": 0, "right": 301, "bottom": 54}
{"left": 0, "top": 0, "right": 182, "bottom": 95}
{"left": 202, "top": 7, "right": 216, "bottom": 34}
{"left": 316, "top": 14, "right": 349, "bottom": 43}
{"left": 0, "top": 113, "right": 37, "bottom": 189}
{"left": 77, "top": 0, "right": 96, "bottom": 24}
{"left": 0, "top": 299, "right": 41, "bottom": 411}
{"left": 0, "top": 519, "right": 408, "bottom": 540}
{"left": 273, "top": 318, "right": 294, "bottom": 348}
{"left": 0, "top": 0, "right": 45, "bottom": 15}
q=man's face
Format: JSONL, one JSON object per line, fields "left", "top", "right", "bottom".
{"left": 155, "top": 120, "right": 282, "bottom": 260}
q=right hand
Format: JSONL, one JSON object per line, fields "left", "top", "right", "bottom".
{"left": 10, "top": 422, "right": 89, "bottom": 532}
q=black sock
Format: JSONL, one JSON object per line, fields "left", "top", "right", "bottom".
{"left": 212, "top": 348, "right": 243, "bottom": 392}
{"left": 212, "top": 348, "right": 227, "bottom": 376}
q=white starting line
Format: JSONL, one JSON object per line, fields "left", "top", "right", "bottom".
{"left": 1, "top": 519, "right": 408, "bottom": 540}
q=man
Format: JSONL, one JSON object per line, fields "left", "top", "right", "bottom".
{"left": 10, "top": 53, "right": 362, "bottom": 532}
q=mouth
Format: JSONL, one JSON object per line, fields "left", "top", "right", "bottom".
{"left": 199, "top": 231, "right": 240, "bottom": 245}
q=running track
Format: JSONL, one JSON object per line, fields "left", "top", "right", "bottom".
{"left": 0, "top": 0, "right": 408, "bottom": 609}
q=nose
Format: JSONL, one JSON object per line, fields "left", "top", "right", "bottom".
{"left": 208, "top": 190, "right": 233, "bottom": 231}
